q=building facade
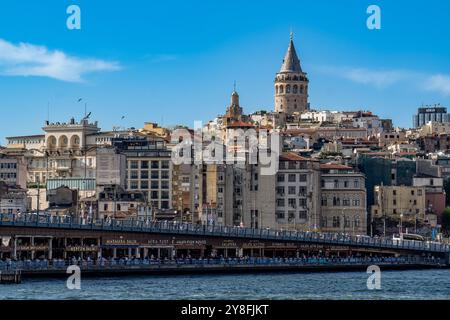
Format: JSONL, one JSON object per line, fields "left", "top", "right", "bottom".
{"left": 320, "top": 163, "right": 367, "bottom": 235}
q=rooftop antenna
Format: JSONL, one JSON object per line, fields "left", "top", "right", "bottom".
{"left": 47, "top": 102, "right": 50, "bottom": 122}
{"left": 233, "top": 80, "right": 237, "bottom": 92}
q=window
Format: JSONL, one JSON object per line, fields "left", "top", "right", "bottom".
{"left": 277, "top": 174, "right": 285, "bottom": 182}
{"left": 161, "top": 201, "right": 169, "bottom": 209}
{"left": 151, "top": 161, "right": 159, "bottom": 169}
{"left": 299, "top": 198, "right": 307, "bottom": 207}
{"left": 141, "top": 161, "right": 149, "bottom": 169}
{"left": 286, "top": 85, "right": 291, "bottom": 93}
{"left": 151, "top": 191, "right": 159, "bottom": 199}
{"left": 161, "top": 191, "right": 169, "bottom": 199}
{"left": 288, "top": 174, "right": 296, "bottom": 182}
{"left": 299, "top": 186, "right": 306, "bottom": 196}
{"left": 140, "top": 181, "right": 149, "bottom": 189}
{"left": 161, "top": 181, "right": 169, "bottom": 189}
{"left": 288, "top": 186, "right": 296, "bottom": 195}
{"left": 130, "top": 171, "right": 138, "bottom": 179}
{"left": 130, "top": 161, "right": 138, "bottom": 169}
{"left": 161, "top": 171, "right": 170, "bottom": 179}
{"left": 354, "top": 180, "right": 359, "bottom": 188}
{"left": 141, "top": 171, "right": 149, "bottom": 179}
{"left": 161, "top": 161, "right": 170, "bottom": 169}
{"left": 333, "top": 216, "right": 340, "bottom": 228}
{"left": 276, "top": 187, "right": 285, "bottom": 195}
{"left": 333, "top": 197, "right": 340, "bottom": 206}
{"left": 334, "top": 180, "right": 339, "bottom": 188}
{"left": 321, "top": 197, "right": 327, "bottom": 206}
{"left": 151, "top": 171, "right": 159, "bottom": 179}
{"left": 130, "top": 181, "right": 138, "bottom": 189}
{"left": 151, "top": 181, "right": 159, "bottom": 189}
{"left": 276, "top": 199, "right": 285, "bottom": 207}
{"left": 344, "top": 181, "right": 349, "bottom": 188}
{"left": 299, "top": 174, "right": 307, "bottom": 182}
{"left": 276, "top": 211, "right": 285, "bottom": 219}
{"left": 288, "top": 198, "right": 296, "bottom": 208}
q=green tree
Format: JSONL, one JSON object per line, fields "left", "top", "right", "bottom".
{"left": 444, "top": 179, "right": 450, "bottom": 206}
{"left": 442, "top": 207, "right": 450, "bottom": 234}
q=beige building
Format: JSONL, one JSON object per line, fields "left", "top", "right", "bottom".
{"left": 320, "top": 163, "right": 367, "bottom": 235}
{"left": 140, "top": 122, "right": 170, "bottom": 139}
{"left": 419, "top": 121, "right": 450, "bottom": 136}
{"left": 371, "top": 185, "right": 426, "bottom": 222}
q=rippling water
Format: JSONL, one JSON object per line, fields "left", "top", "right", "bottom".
{"left": 1, "top": 269, "right": 449, "bottom": 300}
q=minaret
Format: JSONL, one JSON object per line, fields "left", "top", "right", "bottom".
{"left": 274, "top": 33, "right": 309, "bottom": 114}
{"left": 224, "top": 83, "right": 243, "bottom": 124}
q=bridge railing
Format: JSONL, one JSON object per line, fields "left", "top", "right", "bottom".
{"left": 1, "top": 213, "right": 449, "bottom": 253}
{"left": 0, "top": 255, "right": 444, "bottom": 272}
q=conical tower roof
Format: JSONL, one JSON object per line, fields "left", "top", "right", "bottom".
{"left": 279, "top": 33, "right": 302, "bottom": 73}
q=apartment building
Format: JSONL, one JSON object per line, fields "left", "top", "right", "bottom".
{"left": 320, "top": 163, "right": 367, "bottom": 235}
{"left": 112, "top": 136, "right": 172, "bottom": 211}
{"left": 371, "top": 185, "right": 426, "bottom": 222}
{"left": 275, "top": 153, "right": 320, "bottom": 231}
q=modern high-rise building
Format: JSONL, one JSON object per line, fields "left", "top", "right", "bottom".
{"left": 274, "top": 33, "right": 309, "bottom": 115}
{"left": 413, "top": 104, "right": 448, "bottom": 128}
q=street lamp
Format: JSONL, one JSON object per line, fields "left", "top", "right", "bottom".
{"left": 399, "top": 213, "right": 404, "bottom": 235}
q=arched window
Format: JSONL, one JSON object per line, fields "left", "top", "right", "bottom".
{"left": 58, "top": 135, "right": 68, "bottom": 149}
{"left": 279, "top": 85, "right": 284, "bottom": 94}
{"left": 300, "top": 85, "right": 303, "bottom": 94}
{"left": 275, "top": 85, "right": 279, "bottom": 94}
{"left": 293, "top": 85, "right": 298, "bottom": 93}
{"left": 70, "top": 135, "right": 80, "bottom": 149}
{"left": 286, "top": 85, "right": 291, "bottom": 93}
{"left": 47, "top": 136, "right": 57, "bottom": 150}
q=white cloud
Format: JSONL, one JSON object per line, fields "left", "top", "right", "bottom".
{"left": 425, "top": 74, "right": 450, "bottom": 96}
{"left": 0, "top": 38, "right": 120, "bottom": 82}
{"left": 316, "top": 66, "right": 411, "bottom": 88}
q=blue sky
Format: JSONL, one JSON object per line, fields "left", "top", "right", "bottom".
{"left": 1, "top": 0, "right": 450, "bottom": 143}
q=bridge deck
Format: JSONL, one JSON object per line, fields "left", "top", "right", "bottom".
{"left": 0, "top": 214, "right": 448, "bottom": 254}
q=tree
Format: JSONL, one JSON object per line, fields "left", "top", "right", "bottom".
{"left": 442, "top": 207, "right": 450, "bottom": 234}
{"left": 444, "top": 179, "right": 450, "bottom": 206}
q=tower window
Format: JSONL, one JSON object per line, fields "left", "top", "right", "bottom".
{"left": 300, "top": 85, "right": 303, "bottom": 94}
{"left": 293, "top": 85, "right": 298, "bottom": 93}
{"left": 279, "top": 85, "right": 284, "bottom": 94}
{"left": 286, "top": 85, "right": 291, "bottom": 93}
